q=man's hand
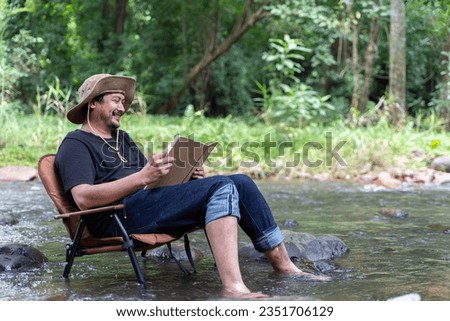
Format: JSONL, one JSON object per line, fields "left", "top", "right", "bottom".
{"left": 71, "top": 152, "right": 175, "bottom": 210}
{"left": 140, "top": 152, "right": 174, "bottom": 186}
{"left": 191, "top": 167, "right": 205, "bottom": 180}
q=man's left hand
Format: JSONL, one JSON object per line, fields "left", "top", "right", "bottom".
{"left": 191, "top": 167, "right": 205, "bottom": 179}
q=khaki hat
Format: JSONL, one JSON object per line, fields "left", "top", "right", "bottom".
{"left": 67, "top": 73, "right": 136, "bottom": 124}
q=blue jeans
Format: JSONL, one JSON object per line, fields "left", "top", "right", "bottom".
{"left": 118, "top": 174, "right": 284, "bottom": 253}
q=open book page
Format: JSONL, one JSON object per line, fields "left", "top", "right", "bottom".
{"left": 145, "top": 135, "right": 217, "bottom": 189}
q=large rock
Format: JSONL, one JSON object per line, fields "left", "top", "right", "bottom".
{"left": 0, "top": 166, "right": 38, "bottom": 181}
{"left": 431, "top": 156, "right": 450, "bottom": 173}
{"left": 239, "top": 230, "right": 349, "bottom": 265}
{"left": 0, "top": 244, "right": 48, "bottom": 271}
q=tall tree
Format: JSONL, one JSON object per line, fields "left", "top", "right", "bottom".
{"left": 158, "top": 0, "right": 271, "bottom": 114}
{"left": 388, "top": 0, "right": 406, "bottom": 124}
{"left": 359, "top": 7, "right": 379, "bottom": 112}
{"left": 345, "top": 0, "right": 361, "bottom": 113}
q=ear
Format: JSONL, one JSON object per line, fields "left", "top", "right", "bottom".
{"left": 88, "top": 100, "right": 97, "bottom": 110}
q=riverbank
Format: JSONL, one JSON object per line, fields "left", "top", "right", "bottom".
{"left": 1, "top": 159, "right": 449, "bottom": 190}
{"left": 0, "top": 114, "right": 449, "bottom": 188}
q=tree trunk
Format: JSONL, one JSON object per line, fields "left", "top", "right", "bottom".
{"left": 158, "top": 0, "right": 270, "bottom": 114}
{"left": 441, "top": 33, "right": 450, "bottom": 131}
{"left": 115, "top": 0, "right": 127, "bottom": 34}
{"left": 346, "top": 1, "right": 361, "bottom": 113}
{"left": 98, "top": 0, "right": 111, "bottom": 53}
{"left": 359, "top": 13, "right": 379, "bottom": 113}
{"left": 388, "top": 0, "right": 407, "bottom": 125}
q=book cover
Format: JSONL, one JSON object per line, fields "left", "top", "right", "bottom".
{"left": 145, "top": 135, "right": 217, "bottom": 189}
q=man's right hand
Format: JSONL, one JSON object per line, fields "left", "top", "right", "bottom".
{"left": 140, "top": 152, "right": 174, "bottom": 186}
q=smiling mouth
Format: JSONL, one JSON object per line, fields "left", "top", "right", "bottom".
{"left": 112, "top": 110, "right": 123, "bottom": 120}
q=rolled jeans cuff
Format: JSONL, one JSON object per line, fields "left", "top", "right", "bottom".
{"left": 253, "top": 226, "right": 284, "bottom": 253}
{"left": 205, "top": 183, "right": 241, "bottom": 225}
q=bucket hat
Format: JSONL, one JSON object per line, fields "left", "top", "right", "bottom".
{"left": 67, "top": 73, "right": 136, "bottom": 124}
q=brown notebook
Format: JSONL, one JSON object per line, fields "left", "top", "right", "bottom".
{"left": 145, "top": 135, "right": 217, "bottom": 189}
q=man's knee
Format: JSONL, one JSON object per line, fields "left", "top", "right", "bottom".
{"left": 228, "top": 173, "right": 253, "bottom": 185}
{"left": 205, "top": 178, "right": 240, "bottom": 225}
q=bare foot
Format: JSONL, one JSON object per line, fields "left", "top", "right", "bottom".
{"left": 223, "top": 289, "right": 270, "bottom": 299}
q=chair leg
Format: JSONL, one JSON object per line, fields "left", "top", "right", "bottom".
{"left": 63, "top": 219, "right": 86, "bottom": 278}
{"left": 167, "top": 242, "right": 191, "bottom": 275}
{"left": 184, "top": 234, "right": 197, "bottom": 273}
{"left": 112, "top": 214, "right": 146, "bottom": 287}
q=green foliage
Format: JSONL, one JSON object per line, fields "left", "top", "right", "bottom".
{"left": 256, "top": 35, "right": 335, "bottom": 126}
{"left": 1, "top": 114, "right": 448, "bottom": 182}
{"left": 0, "top": 0, "right": 447, "bottom": 130}
{"left": 35, "top": 76, "right": 74, "bottom": 117}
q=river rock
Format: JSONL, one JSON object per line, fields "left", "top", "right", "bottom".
{"left": 282, "top": 219, "right": 299, "bottom": 228}
{"left": 387, "top": 293, "right": 421, "bottom": 301}
{"left": 0, "top": 244, "right": 48, "bottom": 271}
{"left": 431, "top": 156, "right": 450, "bottom": 173}
{"left": 0, "top": 213, "right": 19, "bottom": 225}
{"left": 374, "top": 171, "right": 402, "bottom": 189}
{"left": 433, "top": 171, "right": 450, "bottom": 185}
{"left": 239, "top": 230, "right": 349, "bottom": 264}
{"left": 378, "top": 208, "right": 408, "bottom": 219}
{"left": 0, "top": 166, "right": 38, "bottom": 181}
{"left": 147, "top": 243, "right": 203, "bottom": 262}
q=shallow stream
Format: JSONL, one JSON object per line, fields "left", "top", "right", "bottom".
{"left": 0, "top": 180, "right": 449, "bottom": 301}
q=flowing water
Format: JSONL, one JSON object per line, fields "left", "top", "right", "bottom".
{"left": 0, "top": 180, "right": 449, "bottom": 301}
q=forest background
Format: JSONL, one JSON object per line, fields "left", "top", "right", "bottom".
{"left": 0, "top": 0, "right": 449, "bottom": 184}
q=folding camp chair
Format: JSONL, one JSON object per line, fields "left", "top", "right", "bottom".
{"left": 38, "top": 154, "right": 196, "bottom": 287}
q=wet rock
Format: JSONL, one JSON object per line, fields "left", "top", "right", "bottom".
{"left": 299, "top": 258, "right": 337, "bottom": 273}
{"left": 239, "top": 230, "right": 349, "bottom": 270}
{"left": 282, "top": 219, "right": 299, "bottom": 228}
{"left": 433, "top": 172, "right": 450, "bottom": 185}
{"left": 374, "top": 171, "right": 402, "bottom": 189}
{"left": 312, "top": 173, "right": 332, "bottom": 182}
{"left": 412, "top": 170, "right": 434, "bottom": 184}
{"left": 0, "top": 213, "right": 19, "bottom": 226}
{"left": 387, "top": 293, "right": 421, "bottom": 301}
{"left": 0, "top": 166, "right": 38, "bottom": 181}
{"left": 0, "top": 244, "right": 48, "bottom": 271}
{"left": 431, "top": 156, "right": 450, "bottom": 173}
{"left": 428, "top": 224, "right": 450, "bottom": 234}
{"left": 147, "top": 243, "right": 203, "bottom": 262}
{"left": 378, "top": 208, "right": 408, "bottom": 219}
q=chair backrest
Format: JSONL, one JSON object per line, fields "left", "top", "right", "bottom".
{"left": 38, "top": 154, "right": 179, "bottom": 250}
{"left": 38, "top": 154, "right": 85, "bottom": 240}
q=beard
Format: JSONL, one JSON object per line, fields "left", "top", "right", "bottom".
{"left": 102, "top": 110, "right": 122, "bottom": 130}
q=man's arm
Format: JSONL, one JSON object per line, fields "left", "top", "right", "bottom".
{"left": 71, "top": 152, "right": 174, "bottom": 210}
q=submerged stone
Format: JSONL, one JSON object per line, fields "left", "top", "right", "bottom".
{"left": 147, "top": 243, "right": 203, "bottom": 262}
{"left": 0, "top": 244, "right": 48, "bottom": 271}
{"left": 378, "top": 208, "right": 408, "bottom": 219}
{"left": 0, "top": 213, "right": 19, "bottom": 226}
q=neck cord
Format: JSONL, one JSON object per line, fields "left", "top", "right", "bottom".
{"left": 86, "top": 107, "right": 128, "bottom": 163}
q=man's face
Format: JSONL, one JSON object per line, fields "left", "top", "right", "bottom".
{"left": 97, "top": 92, "right": 126, "bottom": 130}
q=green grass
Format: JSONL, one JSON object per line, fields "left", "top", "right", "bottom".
{"left": 0, "top": 113, "right": 448, "bottom": 180}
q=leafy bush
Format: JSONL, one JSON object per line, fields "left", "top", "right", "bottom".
{"left": 255, "top": 35, "right": 335, "bottom": 126}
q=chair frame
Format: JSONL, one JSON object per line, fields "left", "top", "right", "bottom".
{"left": 38, "top": 154, "right": 196, "bottom": 287}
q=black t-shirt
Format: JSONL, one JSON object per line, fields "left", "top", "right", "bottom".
{"left": 55, "top": 129, "right": 147, "bottom": 236}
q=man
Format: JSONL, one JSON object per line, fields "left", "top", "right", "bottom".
{"left": 56, "top": 73, "right": 328, "bottom": 298}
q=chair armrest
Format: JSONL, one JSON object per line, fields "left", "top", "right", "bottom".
{"left": 54, "top": 204, "right": 125, "bottom": 219}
